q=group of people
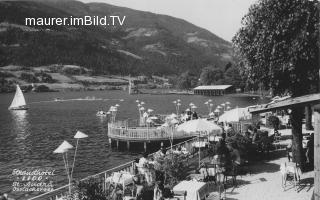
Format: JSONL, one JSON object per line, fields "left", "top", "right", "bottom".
{"left": 180, "top": 109, "right": 199, "bottom": 122}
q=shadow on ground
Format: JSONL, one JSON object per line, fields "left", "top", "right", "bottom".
{"left": 297, "top": 177, "right": 314, "bottom": 193}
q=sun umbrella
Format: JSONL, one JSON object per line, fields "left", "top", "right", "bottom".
{"left": 143, "top": 112, "right": 148, "bottom": 118}
{"left": 170, "top": 118, "right": 179, "bottom": 124}
{"left": 74, "top": 131, "right": 88, "bottom": 139}
{"left": 218, "top": 107, "right": 251, "bottom": 123}
{"left": 209, "top": 112, "right": 215, "bottom": 116}
{"left": 214, "top": 108, "right": 220, "bottom": 113}
{"left": 53, "top": 140, "right": 73, "bottom": 154}
{"left": 139, "top": 107, "right": 145, "bottom": 111}
{"left": 169, "top": 113, "right": 178, "bottom": 119}
{"left": 177, "top": 119, "right": 222, "bottom": 135}
{"left": 217, "top": 105, "right": 222, "bottom": 109}
{"left": 161, "top": 122, "right": 169, "bottom": 127}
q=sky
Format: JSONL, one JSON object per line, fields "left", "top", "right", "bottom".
{"left": 79, "top": 0, "right": 258, "bottom": 41}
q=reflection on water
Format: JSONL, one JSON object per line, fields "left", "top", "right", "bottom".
{"left": 10, "top": 110, "right": 31, "bottom": 155}
{"left": 10, "top": 110, "right": 30, "bottom": 137}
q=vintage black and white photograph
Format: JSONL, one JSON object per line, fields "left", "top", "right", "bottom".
{"left": 0, "top": 0, "right": 319, "bottom": 199}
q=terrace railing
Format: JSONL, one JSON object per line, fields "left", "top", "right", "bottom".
{"left": 108, "top": 123, "right": 192, "bottom": 141}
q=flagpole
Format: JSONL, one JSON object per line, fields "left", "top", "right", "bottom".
{"left": 71, "top": 139, "right": 79, "bottom": 179}
{"left": 198, "top": 131, "right": 201, "bottom": 168}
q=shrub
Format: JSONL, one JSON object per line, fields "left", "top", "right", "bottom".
{"left": 20, "top": 72, "right": 39, "bottom": 83}
{"left": 35, "top": 72, "right": 55, "bottom": 83}
{"left": 0, "top": 71, "right": 15, "bottom": 78}
{"left": 34, "top": 85, "right": 51, "bottom": 92}
{"left": 77, "top": 179, "right": 107, "bottom": 200}
{"left": 267, "top": 115, "right": 280, "bottom": 130}
{"left": 154, "top": 153, "right": 187, "bottom": 187}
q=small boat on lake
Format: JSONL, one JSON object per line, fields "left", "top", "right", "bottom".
{"left": 54, "top": 98, "right": 62, "bottom": 102}
{"left": 8, "top": 85, "right": 28, "bottom": 110}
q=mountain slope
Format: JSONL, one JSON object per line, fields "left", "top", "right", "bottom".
{"left": 0, "top": 0, "right": 233, "bottom": 76}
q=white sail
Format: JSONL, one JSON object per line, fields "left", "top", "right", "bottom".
{"left": 9, "top": 85, "right": 27, "bottom": 109}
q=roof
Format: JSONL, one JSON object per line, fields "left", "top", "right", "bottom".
{"left": 193, "top": 85, "right": 232, "bottom": 90}
{"left": 250, "top": 93, "right": 320, "bottom": 114}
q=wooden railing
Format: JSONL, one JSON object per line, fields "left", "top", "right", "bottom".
{"left": 28, "top": 137, "right": 199, "bottom": 200}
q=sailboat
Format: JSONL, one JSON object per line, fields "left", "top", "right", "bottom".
{"left": 8, "top": 85, "right": 28, "bottom": 110}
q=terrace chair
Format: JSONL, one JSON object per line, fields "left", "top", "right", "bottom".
{"left": 172, "top": 190, "right": 187, "bottom": 200}
{"left": 280, "top": 162, "right": 301, "bottom": 191}
{"left": 223, "top": 161, "right": 238, "bottom": 187}
{"left": 205, "top": 182, "right": 226, "bottom": 200}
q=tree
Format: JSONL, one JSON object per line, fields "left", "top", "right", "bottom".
{"left": 177, "top": 71, "right": 198, "bottom": 90}
{"left": 199, "top": 66, "right": 224, "bottom": 85}
{"left": 233, "top": 0, "right": 319, "bottom": 168}
{"left": 224, "top": 65, "right": 245, "bottom": 89}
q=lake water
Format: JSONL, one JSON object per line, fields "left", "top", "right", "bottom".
{"left": 0, "top": 90, "right": 266, "bottom": 199}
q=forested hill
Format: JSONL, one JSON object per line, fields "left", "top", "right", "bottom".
{"left": 0, "top": 0, "right": 233, "bottom": 76}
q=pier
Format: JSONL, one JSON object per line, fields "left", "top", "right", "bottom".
{"left": 108, "top": 120, "right": 194, "bottom": 151}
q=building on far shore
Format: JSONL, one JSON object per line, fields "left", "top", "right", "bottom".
{"left": 193, "top": 85, "right": 233, "bottom": 96}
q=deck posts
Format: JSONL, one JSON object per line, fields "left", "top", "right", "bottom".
{"left": 144, "top": 142, "right": 147, "bottom": 152}
{"left": 116, "top": 140, "right": 119, "bottom": 149}
{"left": 126, "top": 141, "right": 130, "bottom": 150}
{"left": 108, "top": 138, "right": 112, "bottom": 147}
{"left": 314, "top": 104, "right": 320, "bottom": 200}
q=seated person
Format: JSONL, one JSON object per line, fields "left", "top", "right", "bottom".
{"left": 252, "top": 128, "right": 260, "bottom": 143}
{"left": 226, "top": 124, "right": 236, "bottom": 137}
{"left": 286, "top": 141, "right": 292, "bottom": 162}
{"left": 137, "top": 153, "right": 149, "bottom": 175}
{"left": 192, "top": 111, "right": 198, "bottom": 119}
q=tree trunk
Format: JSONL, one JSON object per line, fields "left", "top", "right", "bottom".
{"left": 305, "top": 105, "right": 313, "bottom": 130}
{"left": 290, "top": 107, "right": 305, "bottom": 169}
{"left": 314, "top": 105, "right": 320, "bottom": 200}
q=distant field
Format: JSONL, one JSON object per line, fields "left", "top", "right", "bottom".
{"left": 73, "top": 75, "right": 128, "bottom": 83}
{"left": 41, "top": 83, "right": 84, "bottom": 90}
{"left": 49, "top": 73, "right": 74, "bottom": 83}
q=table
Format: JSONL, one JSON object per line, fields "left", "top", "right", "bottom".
{"left": 173, "top": 180, "right": 211, "bottom": 200}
